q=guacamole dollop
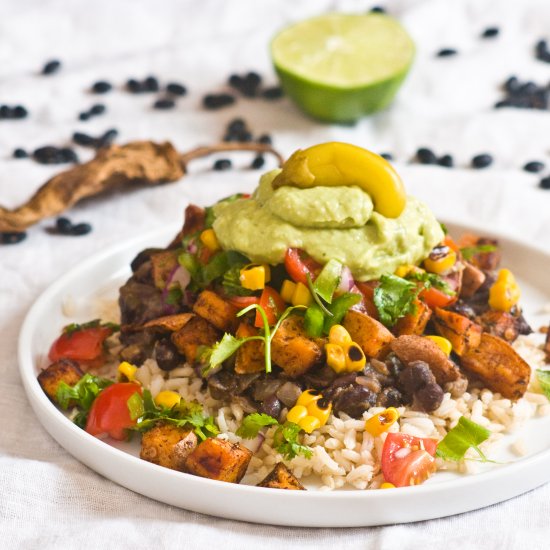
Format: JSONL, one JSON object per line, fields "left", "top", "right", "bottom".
{"left": 213, "top": 170, "right": 443, "bottom": 281}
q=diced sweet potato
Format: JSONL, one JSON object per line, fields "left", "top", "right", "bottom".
{"left": 184, "top": 437, "right": 252, "bottom": 483}
{"left": 140, "top": 423, "right": 198, "bottom": 471}
{"left": 393, "top": 300, "right": 432, "bottom": 336}
{"left": 433, "top": 307, "right": 482, "bottom": 356}
{"left": 257, "top": 463, "right": 305, "bottom": 490}
{"left": 271, "top": 315, "right": 323, "bottom": 378}
{"left": 150, "top": 250, "right": 179, "bottom": 290}
{"left": 390, "top": 335, "right": 467, "bottom": 396}
{"left": 143, "top": 312, "right": 194, "bottom": 332}
{"left": 478, "top": 310, "right": 520, "bottom": 342}
{"left": 193, "top": 290, "right": 239, "bottom": 332}
{"left": 171, "top": 316, "right": 220, "bottom": 363}
{"left": 460, "top": 333, "right": 531, "bottom": 399}
{"left": 343, "top": 310, "right": 394, "bottom": 358}
{"left": 235, "top": 323, "right": 265, "bottom": 374}
{"left": 460, "top": 261, "right": 486, "bottom": 299}
{"left": 37, "top": 359, "right": 84, "bottom": 404}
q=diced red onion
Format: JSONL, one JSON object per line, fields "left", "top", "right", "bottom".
{"left": 336, "top": 266, "right": 354, "bottom": 294}
{"left": 169, "top": 266, "right": 191, "bottom": 291}
{"left": 186, "top": 239, "right": 197, "bottom": 254}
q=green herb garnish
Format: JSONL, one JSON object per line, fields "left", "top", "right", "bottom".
{"left": 406, "top": 271, "right": 456, "bottom": 296}
{"left": 313, "top": 259, "right": 342, "bottom": 304}
{"left": 436, "top": 416, "right": 492, "bottom": 462}
{"left": 236, "top": 412, "right": 279, "bottom": 439}
{"left": 373, "top": 274, "right": 421, "bottom": 327}
{"left": 460, "top": 244, "right": 497, "bottom": 261}
{"left": 63, "top": 319, "right": 120, "bottom": 336}
{"left": 222, "top": 263, "right": 254, "bottom": 297}
{"left": 535, "top": 369, "right": 550, "bottom": 400}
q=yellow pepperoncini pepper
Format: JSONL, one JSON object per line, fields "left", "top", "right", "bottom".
{"left": 364, "top": 407, "right": 400, "bottom": 437}
{"left": 288, "top": 390, "right": 332, "bottom": 433}
{"left": 488, "top": 268, "right": 520, "bottom": 312}
{"left": 326, "top": 325, "right": 366, "bottom": 373}
{"left": 423, "top": 245, "right": 457, "bottom": 275}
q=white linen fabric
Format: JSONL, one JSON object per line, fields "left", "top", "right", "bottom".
{"left": 1, "top": 0, "right": 549, "bottom": 548}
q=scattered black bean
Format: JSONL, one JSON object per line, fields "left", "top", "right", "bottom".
{"left": 166, "top": 82, "right": 187, "bottom": 96}
{"left": 13, "top": 148, "right": 28, "bottom": 159}
{"left": 496, "top": 75, "right": 549, "bottom": 110}
{"left": 471, "top": 153, "right": 493, "bottom": 169}
{"left": 213, "top": 158, "right": 232, "bottom": 171}
{"left": 41, "top": 59, "right": 61, "bottom": 75}
{"left": 203, "top": 93, "right": 236, "bottom": 109}
{"left": 97, "top": 128, "right": 118, "bottom": 148}
{"left": 13, "top": 105, "right": 28, "bottom": 119}
{"left": 379, "top": 152, "right": 393, "bottom": 161}
{"left": 71, "top": 222, "right": 93, "bottom": 236}
{"left": 72, "top": 131, "right": 96, "bottom": 147}
{"left": 91, "top": 80, "right": 112, "bottom": 94}
{"left": 539, "top": 176, "right": 550, "bottom": 190}
{"left": 0, "top": 105, "right": 28, "bottom": 120}
{"left": 0, "top": 105, "right": 10, "bottom": 118}
{"left": 504, "top": 76, "right": 520, "bottom": 93}
{"left": 228, "top": 72, "right": 262, "bottom": 97}
{"left": 153, "top": 98, "right": 176, "bottom": 110}
{"left": 56, "top": 217, "right": 73, "bottom": 234}
{"left": 250, "top": 155, "right": 265, "bottom": 169}
{"left": 126, "top": 78, "right": 143, "bottom": 93}
{"left": 416, "top": 147, "right": 438, "bottom": 164}
{"left": 257, "top": 134, "right": 272, "bottom": 145}
{"left": 436, "top": 48, "right": 458, "bottom": 57}
{"left": 262, "top": 86, "right": 284, "bottom": 100}
{"left": 79, "top": 111, "right": 91, "bottom": 121}
{"left": 90, "top": 103, "right": 106, "bottom": 115}
{"left": 438, "top": 154, "right": 454, "bottom": 168}
{"left": 52, "top": 217, "right": 92, "bottom": 236}
{"left": 535, "top": 39, "right": 550, "bottom": 63}
{"left": 33, "top": 146, "right": 78, "bottom": 165}
{"left": 1, "top": 231, "right": 27, "bottom": 245}
{"left": 228, "top": 74, "right": 243, "bottom": 89}
{"left": 227, "top": 118, "right": 246, "bottom": 134}
{"left": 144, "top": 76, "right": 159, "bottom": 92}
{"left": 370, "top": 6, "right": 386, "bottom": 13}
{"left": 523, "top": 161, "right": 545, "bottom": 173}
{"left": 481, "top": 26, "right": 499, "bottom": 38}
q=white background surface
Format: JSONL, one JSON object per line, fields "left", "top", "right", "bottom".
{"left": 1, "top": 0, "right": 550, "bottom": 548}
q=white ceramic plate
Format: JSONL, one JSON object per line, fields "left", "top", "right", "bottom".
{"left": 18, "top": 220, "right": 550, "bottom": 527}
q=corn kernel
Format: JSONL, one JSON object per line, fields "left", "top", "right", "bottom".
{"left": 424, "top": 247, "right": 457, "bottom": 275}
{"left": 296, "top": 389, "right": 322, "bottom": 408}
{"left": 364, "top": 407, "right": 400, "bottom": 437}
{"left": 308, "top": 398, "right": 332, "bottom": 425}
{"left": 154, "top": 390, "right": 182, "bottom": 409}
{"left": 299, "top": 415, "right": 321, "bottom": 434}
{"left": 287, "top": 405, "right": 308, "bottom": 424}
{"left": 326, "top": 343, "right": 347, "bottom": 373}
{"left": 426, "top": 335, "right": 452, "bottom": 356}
{"left": 328, "top": 324, "right": 352, "bottom": 347}
{"left": 291, "top": 282, "right": 313, "bottom": 307}
{"left": 380, "top": 482, "right": 396, "bottom": 489}
{"left": 280, "top": 279, "right": 296, "bottom": 303}
{"left": 199, "top": 228, "right": 220, "bottom": 252}
{"left": 345, "top": 342, "right": 366, "bottom": 372}
{"left": 240, "top": 265, "right": 267, "bottom": 290}
{"left": 489, "top": 268, "right": 520, "bottom": 312}
{"left": 395, "top": 265, "right": 424, "bottom": 278}
{"left": 117, "top": 361, "right": 137, "bottom": 382}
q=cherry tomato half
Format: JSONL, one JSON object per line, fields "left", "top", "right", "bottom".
{"left": 381, "top": 433, "right": 438, "bottom": 487}
{"left": 284, "top": 248, "right": 321, "bottom": 286}
{"left": 419, "top": 286, "right": 456, "bottom": 309}
{"left": 255, "top": 286, "right": 286, "bottom": 328}
{"left": 85, "top": 383, "right": 142, "bottom": 441}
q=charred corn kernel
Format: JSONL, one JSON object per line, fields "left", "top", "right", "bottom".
{"left": 424, "top": 246, "right": 457, "bottom": 275}
{"left": 280, "top": 279, "right": 296, "bottom": 303}
{"left": 489, "top": 268, "right": 520, "bottom": 312}
{"left": 328, "top": 324, "right": 352, "bottom": 347}
{"left": 326, "top": 343, "right": 347, "bottom": 373}
{"left": 380, "top": 482, "right": 396, "bottom": 489}
{"left": 291, "top": 281, "right": 313, "bottom": 307}
{"left": 364, "top": 407, "right": 400, "bottom": 437}
{"left": 117, "top": 361, "right": 137, "bottom": 382}
{"left": 240, "top": 265, "right": 267, "bottom": 290}
{"left": 154, "top": 390, "right": 182, "bottom": 409}
{"left": 309, "top": 398, "right": 332, "bottom": 426}
{"left": 296, "top": 389, "right": 322, "bottom": 408}
{"left": 345, "top": 342, "right": 366, "bottom": 372}
{"left": 395, "top": 264, "right": 424, "bottom": 278}
{"left": 199, "top": 228, "right": 220, "bottom": 252}
{"left": 286, "top": 404, "right": 308, "bottom": 424}
{"left": 299, "top": 415, "right": 321, "bottom": 434}
{"left": 426, "top": 335, "right": 452, "bottom": 356}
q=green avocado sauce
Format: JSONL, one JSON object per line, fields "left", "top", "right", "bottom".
{"left": 212, "top": 170, "right": 443, "bottom": 281}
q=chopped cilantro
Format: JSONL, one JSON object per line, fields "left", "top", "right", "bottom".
{"left": 236, "top": 413, "right": 279, "bottom": 439}
{"left": 63, "top": 319, "right": 119, "bottom": 336}
{"left": 406, "top": 271, "right": 456, "bottom": 296}
{"left": 535, "top": 369, "right": 550, "bottom": 400}
{"left": 436, "top": 416, "right": 491, "bottom": 462}
{"left": 460, "top": 244, "right": 497, "bottom": 261}
{"left": 374, "top": 274, "right": 420, "bottom": 327}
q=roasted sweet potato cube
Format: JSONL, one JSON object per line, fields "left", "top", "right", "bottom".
{"left": 193, "top": 290, "right": 239, "bottom": 332}
{"left": 37, "top": 359, "right": 84, "bottom": 404}
{"left": 460, "top": 333, "right": 531, "bottom": 399}
{"left": 433, "top": 307, "right": 482, "bottom": 356}
{"left": 271, "top": 315, "right": 323, "bottom": 378}
{"left": 257, "top": 463, "right": 305, "bottom": 490}
{"left": 235, "top": 323, "right": 265, "bottom": 374}
{"left": 140, "top": 423, "right": 198, "bottom": 471}
{"left": 393, "top": 300, "right": 432, "bottom": 336}
{"left": 343, "top": 310, "right": 394, "bottom": 358}
{"left": 184, "top": 438, "right": 252, "bottom": 483}
{"left": 171, "top": 316, "right": 220, "bottom": 363}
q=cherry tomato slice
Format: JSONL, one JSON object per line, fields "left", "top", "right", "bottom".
{"left": 85, "top": 383, "right": 142, "bottom": 441}
{"left": 419, "top": 286, "right": 456, "bottom": 309}
{"left": 284, "top": 248, "right": 321, "bottom": 286}
{"left": 48, "top": 326, "right": 113, "bottom": 368}
{"left": 381, "top": 433, "right": 438, "bottom": 487}
{"left": 255, "top": 286, "right": 286, "bottom": 328}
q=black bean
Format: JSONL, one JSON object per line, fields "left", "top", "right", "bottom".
{"left": 144, "top": 76, "right": 159, "bottom": 92}
{"left": 228, "top": 74, "right": 243, "bottom": 89}
{"left": 33, "top": 146, "right": 77, "bottom": 165}
{"left": 539, "top": 176, "right": 550, "bottom": 189}
{"left": 370, "top": 6, "right": 386, "bottom": 13}
{"left": 379, "top": 152, "right": 393, "bottom": 161}
{"left": 438, "top": 154, "right": 454, "bottom": 168}
{"left": 90, "top": 103, "right": 106, "bottom": 115}
{"left": 436, "top": 48, "right": 458, "bottom": 57}
{"left": 416, "top": 147, "right": 437, "bottom": 164}
{"left": 13, "top": 148, "right": 28, "bottom": 159}
{"left": 60, "top": 148, "right": 78, "bottom": 163}
{"left": 504, "top": 75, "right": 520, "bottom": 93}
{"left": 213, "top": 158, "right": 232, "bottom": 171}
{"left": 153, "top": 98, "right": 176, "bottom": 110}
{"left": 56, "top": 217, "right": 73, "bottom": 234}
{"left": 70, "top": 222, "right": 92, "bottom": 236}
{"left": 471, "top": 153, "right": 493, "bottom": 169}
{"left": 91, "top": 80, "right": 112, "bottom": 94}
{"left": 236, "top": 130, "right": 253, "bottom": 142}
{"left": 72, "top": 131, "right": 96, "bottom": 147}
{"left": 79, "top": 111, "right": 91, "bottom": 121}
{"left": 494, "top": 100, "right": 511, "bottom": 108}
{"left": 12, "top": 106, "right": 28, "bottom": 119}
{"left": 1, "top": 231, "right": 27, "bottom": 245}
{"left": 251, "top": 155, "right": 265, "bottom": 169}
{"left": 227, "top": 118, "right": 247, "bottom": 134}
{"left": 536, "top": 39, "right": 548, "bottom": 57}
{"left": 519, "top": 81, "right": 538, "bottom": 96}
{"left": 262, "top": 86, "right": 284, "bottom": 100}
{"left": 97, "top": 128, "right": 118, "bottom": 148}
{"left": 481, "top": 26, "right": 499, "bottom": 38}
{"left": 202, "top": 93, "right": 236, "bottom": 109}
{"left": 42, "top": 59, "right": 61, "bottom": 75}
{"left": 222, "top": 133, "right": 240, "bottom": 142}
{"left": 166, "top": 82, "right": 187, "bottom": 96}
{"left": 257, "top": 134, "right": 272, "bottom": 145}
{"left": 240, "top": 72, "right": 262, "bottom": 97}
{"left": 523, "top": 161, "right": 545, "bottom": 173}
{"left": 126, "top": 78, "right": 144, "bottom": 93}
{"left": 0, "top": 105, "right": 10, "bottom": 118}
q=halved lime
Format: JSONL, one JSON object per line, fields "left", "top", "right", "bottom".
{"left": 271, "top": 13, "right": 415, "bottom": 123}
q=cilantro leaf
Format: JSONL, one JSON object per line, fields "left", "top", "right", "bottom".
{"left": 236, "top": 413, "right": 279, "bottom": 439}
{"left": 222, "top": 263, "right": 254, "bottom": 297}
{"left": 535, "top": 369, "right": 550, "bottom": 400}
{"left": 374, "top": 274, "right": 420, "bottom": 327}
{"left": 201, "top": 333, "right": 256, "bottom": 376}
{"left": 406, "top": 271, "right": 456, "bottom": 296}
{"left": 436, "top": 416, "right": 491, "bottom": 462}
{"left": 273, "top": 422, "right": 313, "bottom": 460}
{"left": 460, "top": 244, "right": 497, "bottom": 261}
{"left": 63, "top": 319, "right": 120, "bottom": 336}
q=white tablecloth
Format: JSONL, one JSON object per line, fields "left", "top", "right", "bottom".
{"left": 2, "top": 0, "right": 550, "bottom": 548}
